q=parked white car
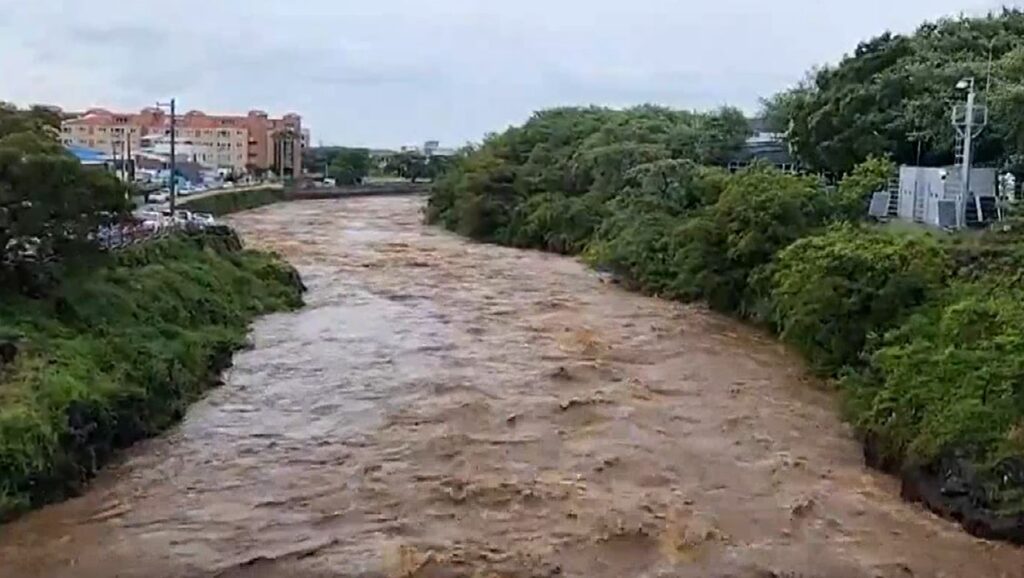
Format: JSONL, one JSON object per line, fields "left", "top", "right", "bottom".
{"left": 191, "top": 212, "right": 216, "bottom": 227}
{"left": 149, "top": 191, "right": 170, "bottom": 204}
{"left": 133, "top": 211, "right": 165, "bottom": 231}
{"left": 158, "top": 209, "right": 191, "bottom": 227}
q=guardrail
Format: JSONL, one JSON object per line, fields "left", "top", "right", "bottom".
{"left": 98, "top": 221, "right": 214, "bottom": 251}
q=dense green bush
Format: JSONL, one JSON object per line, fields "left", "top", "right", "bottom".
{"left": 844, "top": 283, "right": 1024, "bottom": 473}
{"left": 0, "top": 232, "right": 303, "bottom": 518}
{"left": 771, "top": 225, "right": 947, "bottom": 373}
{"left": 707, "top": 167, "right": 833, "bottom": 315}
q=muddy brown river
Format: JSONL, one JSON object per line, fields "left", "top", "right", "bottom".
{"left": 2, "top": 196, "right": 1023, "bottom": 577}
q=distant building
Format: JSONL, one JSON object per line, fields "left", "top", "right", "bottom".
{"left": 726, "top": 118, "right": 797, "bottom": 173}
{"left": 398, "top": 140, "right": 457, "bottom": 158}
{"left": 60, "top": 107, "right": 304, "bottom": 176}
{"left": 889, "top": 166, "right": 998, "bottom": 229}
{"left": 65, "top": 144, "right": 110, "bottom": 166}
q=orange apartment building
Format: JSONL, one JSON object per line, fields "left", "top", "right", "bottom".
{"left": 60, "top": 108, "right": 303, "bottom": 176}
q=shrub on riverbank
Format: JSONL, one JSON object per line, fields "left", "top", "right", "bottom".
{"left": 180, "top": 186, "right": 287, "bottom": 216}
{"left": 427, "top": 104, "right": 1024, "bottom": 538}
{"left": 770, "top": 225, "right": 948, "bottom": 374}
{"left": 0, "top": 230, "right": 303, "bottom": 519}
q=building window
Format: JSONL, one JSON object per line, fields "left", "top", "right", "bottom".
{"left": 98, "top": 127, "right": 107, "bottom": 133}
{"left": 61, "top": 126, "right": 71, "bottom": 134}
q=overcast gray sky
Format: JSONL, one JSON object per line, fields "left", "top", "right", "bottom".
{"left": 0, "top": 0, "right": 1012, "bottom": 147}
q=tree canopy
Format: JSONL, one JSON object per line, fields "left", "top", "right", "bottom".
{"left": 328, "top": 148, "right": 371, "bottom": 185}
{"left": 304, "top": 147, "right": 372, "bottom": 185}
{"left": 764, "top": 8, "right": 1024, "bottom": 175}
{"left": 0, "top": 103, "right": 128, "bottom": 288}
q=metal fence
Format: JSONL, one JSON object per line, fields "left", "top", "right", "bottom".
{"left": 98, "top": 221, "right": 213, "bottom": 251}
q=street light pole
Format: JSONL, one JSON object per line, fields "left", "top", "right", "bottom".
{"left": 953, "top": 78, "right": 988, "bottom": 228}
{"left": 961, "top": 78, "right": 975, "bottom": 225}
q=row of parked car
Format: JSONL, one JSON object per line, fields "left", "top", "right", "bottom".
{"left": 132, "top": 209, "right": 217, "bottom": 232}
{"left": 147, "top": 182, "right": 241, "bottom": 204}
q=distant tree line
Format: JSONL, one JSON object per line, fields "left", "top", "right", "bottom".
{"left": 304, "top": 145, "right": 455, "bottom": 185}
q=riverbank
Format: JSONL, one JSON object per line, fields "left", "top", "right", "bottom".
{"left": 0, "top": 228, "right": 304, "bottom": 520}
{"left": 426, "top": 107, "right": 1024, "bottom": 543}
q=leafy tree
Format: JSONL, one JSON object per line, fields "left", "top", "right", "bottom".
{"left": 991, "top": 46, "right": 1024, "bottom": 172}
{"left": 425, "top": 154, "right": 455, "bottom": 181}
{"left": 327, "top": 148, "right": 371, "bottom": 185}
{"left": 386, "top": 152, "right": 430, "bottom": 182}
{"left": 765, "top": 9, "right": 1024, "bottom": 175}
{"left": 0, "top": 107, "right": 128, "bottom": 289}
{"left": 831, "top": 156, "right": 897, "bottom": 221}
{"left": 700, "top": 166, "right": 832, "bottom": 314}
{"left": 0, "top": 103, "right": 60, "bottom": 137}
{"left": 428, "top": 105, "right": 750, "bottom": 241}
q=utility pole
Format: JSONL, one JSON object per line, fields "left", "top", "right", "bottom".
{"left": 157, "top": 98, "right": 178, "bottom": 212}
{"left": 169, "top": 98, "right": 177, "bottom": 214}
{"left": 126, "top": 134, "right": 133, "bottom": 183}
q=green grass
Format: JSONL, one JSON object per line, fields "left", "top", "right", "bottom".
{"left": 0, "top": 230, "right": 303, "bottom": 519}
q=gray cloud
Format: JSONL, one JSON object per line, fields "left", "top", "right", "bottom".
{"left": 0, "top": 0, "right": 1012, "bottom": 147}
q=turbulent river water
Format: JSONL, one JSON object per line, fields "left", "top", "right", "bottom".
{"left": 2, "top": 196, "right": 1023, "bottom": 578}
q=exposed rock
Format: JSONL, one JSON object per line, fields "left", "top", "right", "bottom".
{"left": 0, "top": 340, "right": 17, "bottom": 366}
{"left": 900, "top": 455, "right": 1024, "bottom": 545}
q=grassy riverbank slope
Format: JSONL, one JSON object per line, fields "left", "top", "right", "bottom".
{"left": 0, "top": 229, "right": 304, "bottom": 520}
{"left": 427, "top": 105, "right": 1024, "bottom": 542}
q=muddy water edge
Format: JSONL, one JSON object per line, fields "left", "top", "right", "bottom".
{"left": 1, "top": 196, "right": 1022, "bottom": 578}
